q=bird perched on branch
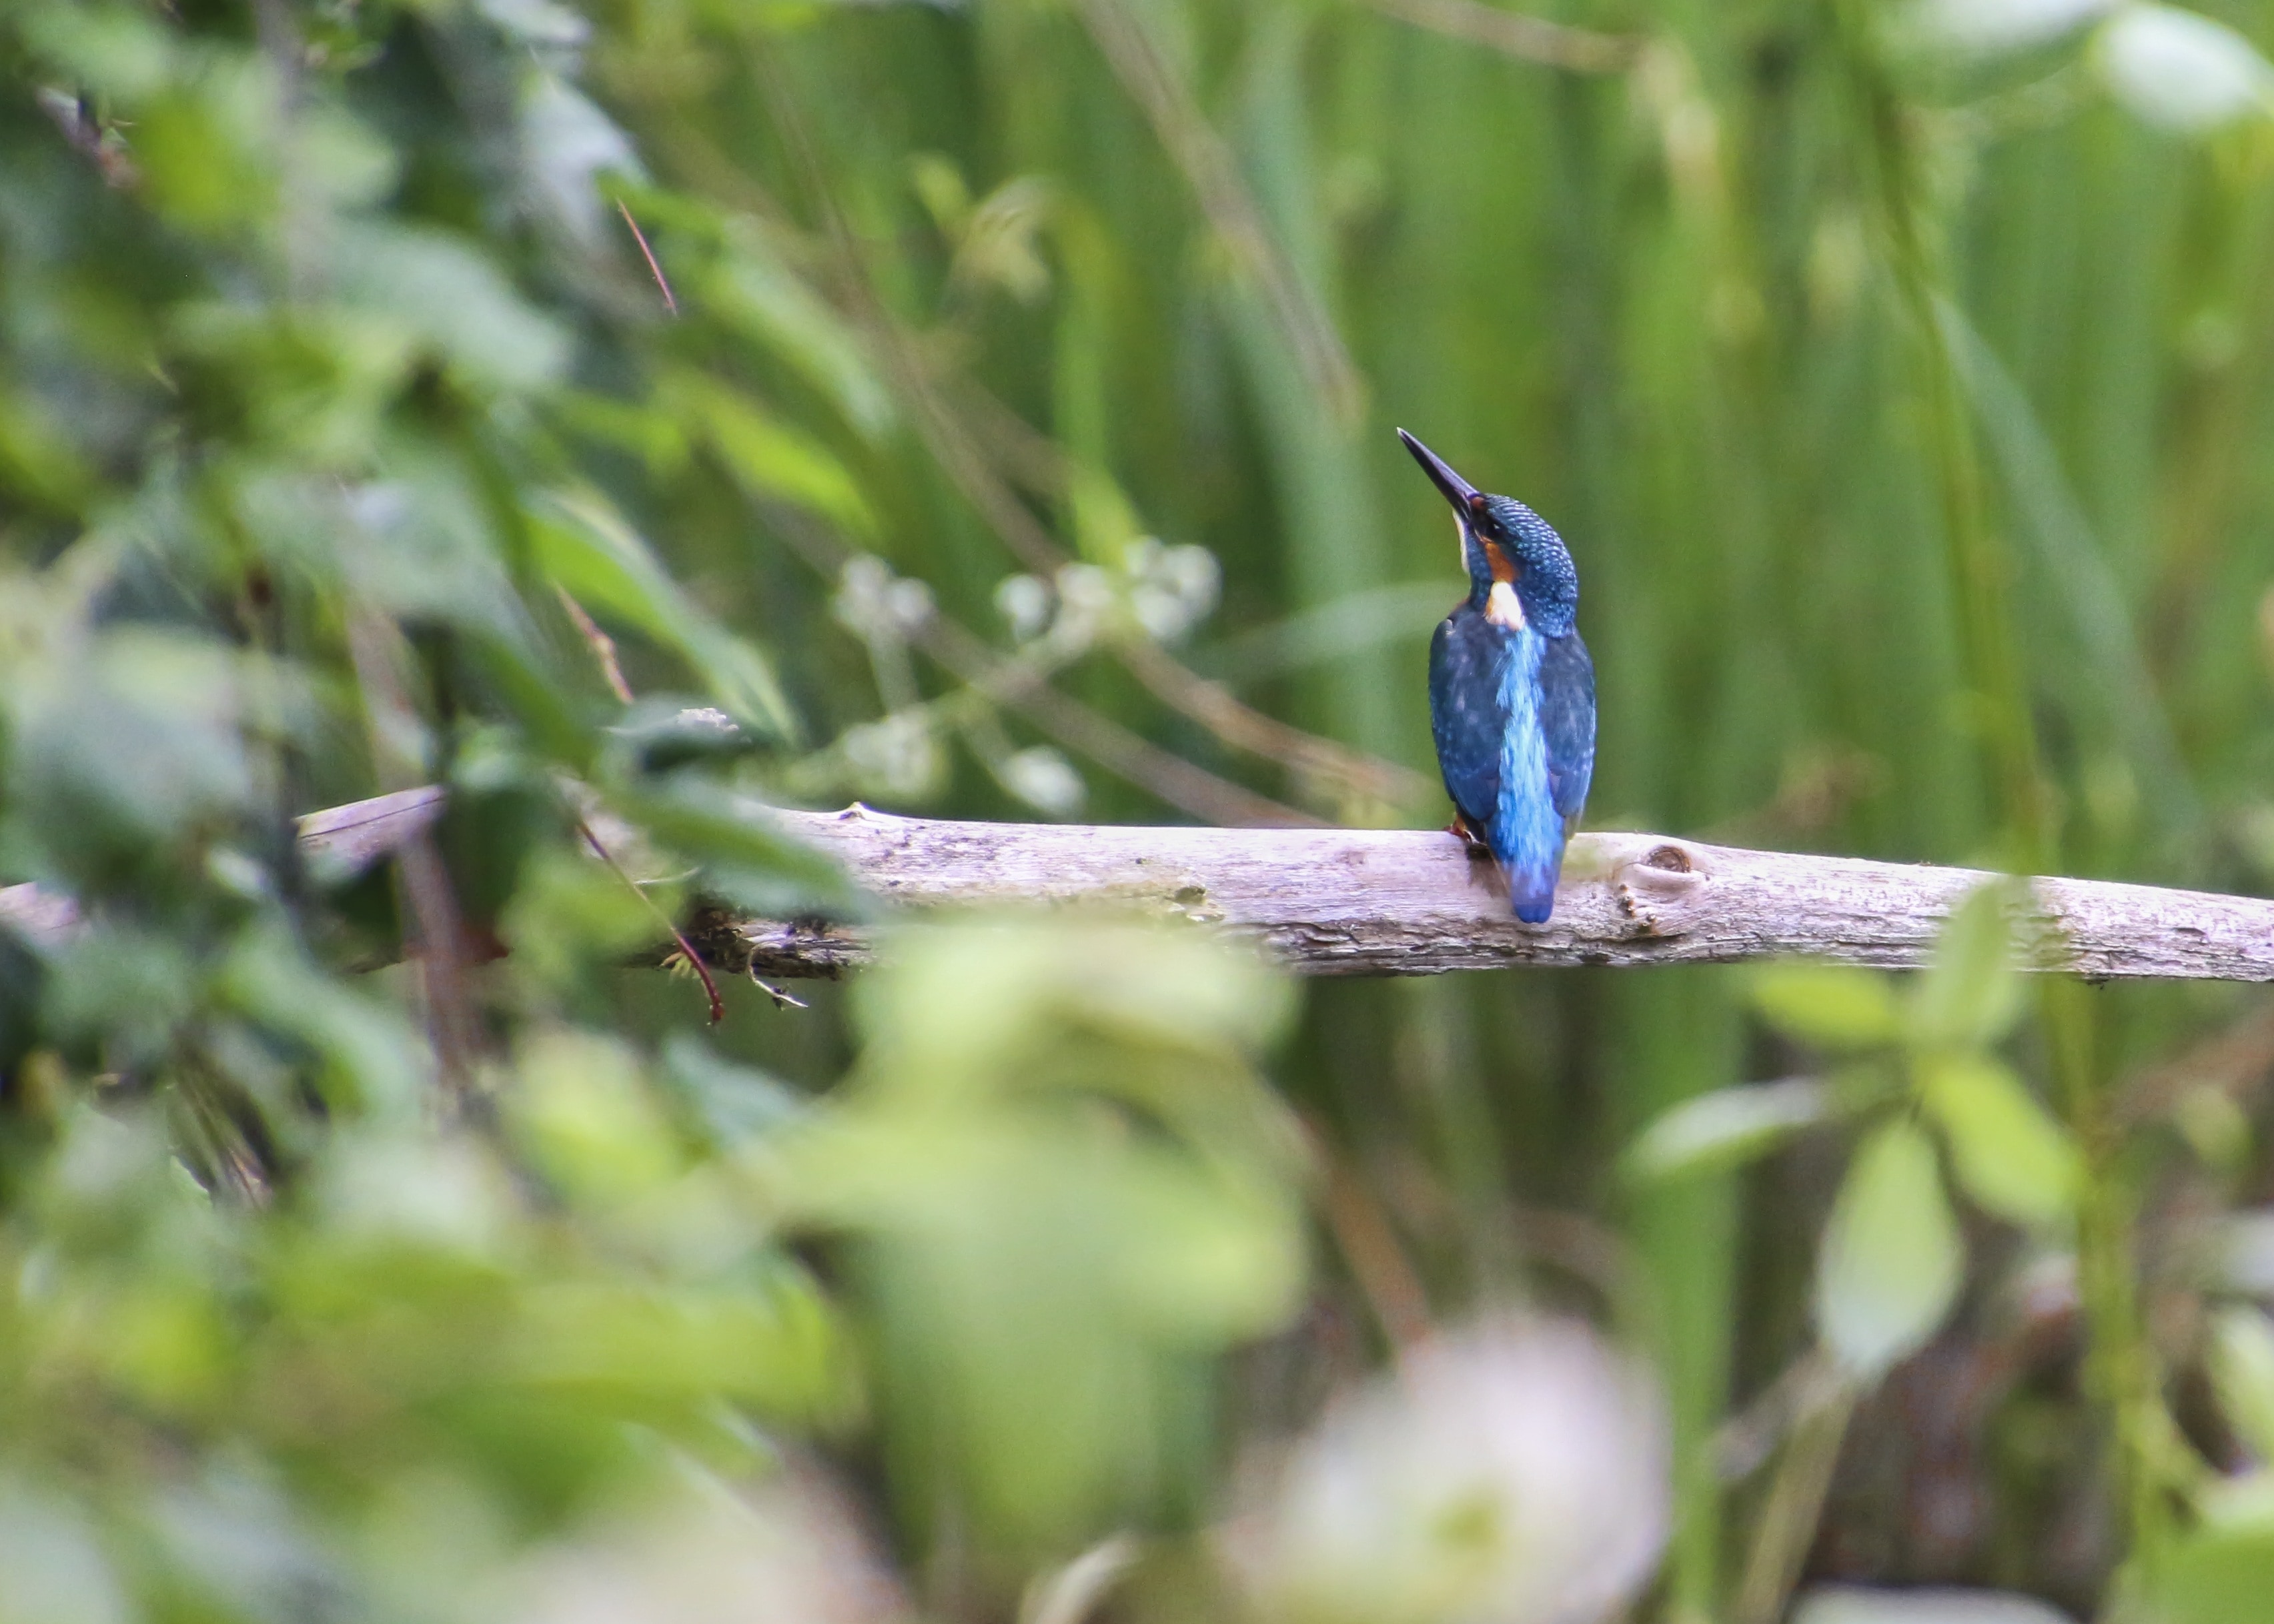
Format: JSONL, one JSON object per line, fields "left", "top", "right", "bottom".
{"left": 1399, "top": 430, "right": 1594, "bottom": 924}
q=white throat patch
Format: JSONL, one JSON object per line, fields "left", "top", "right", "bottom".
{"left": 1486, "top": 580, "right": 1526, "bottom": 631}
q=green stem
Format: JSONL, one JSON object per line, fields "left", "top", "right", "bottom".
{"left": 1833, "top": 0, "right": 2168, "bottom": 1579}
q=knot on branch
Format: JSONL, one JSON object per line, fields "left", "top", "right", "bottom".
{"left": 1603, "top": 837, "right": 1709, "bottom": 940}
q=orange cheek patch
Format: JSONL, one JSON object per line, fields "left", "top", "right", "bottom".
{"left": 1485, "top": 543, "right": 1521, "bottom": 586}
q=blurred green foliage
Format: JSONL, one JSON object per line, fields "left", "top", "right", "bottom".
{"left": 11, "top": 0, "right": 2274, "bottom": 1621}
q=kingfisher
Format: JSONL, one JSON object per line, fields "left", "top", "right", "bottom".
{"left": 1399, "top": 429, "right": 1595, "bottom": 924}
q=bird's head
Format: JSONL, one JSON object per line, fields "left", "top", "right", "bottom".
{"left": 1397, "top": 428, "right": 1578, "bottom": 638}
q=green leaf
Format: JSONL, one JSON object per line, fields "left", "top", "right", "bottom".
{"left": 1625, "top": 1078, "right": 1832, "bottom": 1184}
{"left": 527, "top": 490, "right": 798, "bottom": 741}
{"left": 2152, "top": 1524, "right": 2274, "bottom": 1624}
{"left": 219, "top": 929, "right": 426, "bottom": 1118}
{"left": 664, "top": 369, "right": 877, "bottom": 538}
{"left": 22, "top": 6, "right": 178, "bottom": 101}
{"left": 462, "top": 628, "right": 602, "bottom": 772}
{"left": 606, "top": 782, "right": 855, "bottom": 919}
{"left": 1912, "top": 880, "right": 2026, "bottom": 1050}
{"left": 708, "top": 218, "right": 895, "bottom": 436}
{"left": 660, "top": 1033, "right": 808, "bottom": 1149}
{"left": 1816, "top": 1119, "right": 1965, "bottom": 1378}
{"left": 1918, "top": 1055, "right": 2079, "bottom": 1229}
{"left": 770, "top": 917, "right": 1306, "bottom": 1563}
{"left": 508, "top": 1028, "right": 682, "bottom": 1202}
{"left": 2212, "top": 1307, "right": 2274, "bottom": 1466}
{"left": 331, "top": 221, "right": 570, "bottom": 393}
{"left": 1751, "top": 964, "right": 1901, "bottom": 1052}
{"left": 133, "top": 65, "right": 281, "bottom": 235}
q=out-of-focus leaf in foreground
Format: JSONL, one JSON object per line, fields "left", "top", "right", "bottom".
{"left": 1626, "top": 1078, "right": 1834, "bottom": 1184}
{"left": 770, "top": 916, "right": 1307, "bottom": 1571}
{"left": 1910, "top": 882, "right": 2027, "bottom": 1052}
{"left": 1816, "top": 1119, "right": 1965, "bottom": 1378}
{"left": 1919, "top": 1055, "right": 2078, "bottom": 1229}
{"left": 1752, "top": 964, "right": 1904, "bottom": 1053}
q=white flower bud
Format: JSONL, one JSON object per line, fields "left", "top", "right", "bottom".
{"left": 840, "top": 712, "right": 943, "bottom": 801}
{"left": 1000, "top": 746, "right": 1085, "bottom": 816}
{"left": 884, "top": 577, "right": 934, "bottom": 633}
{"left": 994, "top": 574, "right": 1053, "bottom": 643}
{"left": 1128, "top": 538, "right": 1221, "bottom": 643}
{"left": 1050, "top": 562, "right": 1116, "bottom": 647}
{"left": 832, "top": 556, "right": 895, "bottom": 638}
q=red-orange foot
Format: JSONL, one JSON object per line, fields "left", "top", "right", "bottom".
{"left": 1444, "top": 814, "right": 1492, "bottom": 854}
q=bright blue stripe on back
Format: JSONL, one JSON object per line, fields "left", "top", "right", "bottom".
{"left": 1492, "top": 629, "right": 1564, "bottom": 922}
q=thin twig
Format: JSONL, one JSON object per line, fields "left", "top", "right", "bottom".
{"left": 915, "top": 610, "right": 1325, "bottom": 828}
{"left": 578, "top": 816, "right": 724, "bottom": 1024}
{"left": 1734, "top": 1383, "right": 1858, "bottom": 1624}
{"left": 1019, "top": 1537, "right": 1141, "bottom": 1624}
{"left": 1357, "top": 0, "right": 1642, "bottom": 73}
{"left": 746, "top": 968, "right": 809, "bottom": 1010}
{"left": 345, "top": 610, "right": 484, "bottom": 1114}
{"left": 616, "top": 198, "right": 680, "bottom": 315}
{"left": 1117, "top": 640, "right": 1434, "bottom": 809}
{"left": 556, "top": 584, "right": 637, "bottom": 705}
{"left": 1073, "top": 0, "right": 1366, "bottom": 424}
{"left": 1309, "top": 1124, "right": 1436, "bottom": 1352}
{"left": 1714, "top": 1349, "right": 1844, "bottom": 1483}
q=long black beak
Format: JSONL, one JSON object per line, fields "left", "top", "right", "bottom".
{"left": 1397, "top": 428, "right": 1482, "bottom": 515}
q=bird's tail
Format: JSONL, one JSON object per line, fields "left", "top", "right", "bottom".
{"left": 1507, "top": 852, "right": 1563, "bottom": 925}
{"left": 1490, "top": 802, "right": 1568, "bottom": 924}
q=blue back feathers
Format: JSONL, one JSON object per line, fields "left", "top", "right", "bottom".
{"left": 1434, "top": 494, "right": 1594, "bottom": 924}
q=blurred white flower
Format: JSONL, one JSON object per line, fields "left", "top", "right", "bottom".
{"left": 0, "top": 1484, "right": 128, "bottom": 1624}
{"left": 840, "top": 712, "right": 944, "bottom": 802}
{"left": 1227, "top": 1317, "right": 1670, "bottom": 1624}
{"left": 1051, "top": 562, "right": 1117, "bottom": 648}
{"left": 1909, "top": 0, "right": 2115, "bottom": 56}
{"left": 883, "top": 576, "right": 934, "bottom": 634}
{"left": 500, "top": 1464, "right": 907, "bottom": 1624}
{"left": 2215, "top": 1208, "right": 2274, "bottom": 1297}
{"left": 834, "top": 558, "right": 932, "bottom": 640}
{"left": 1126, "top": 537, "right": 1222, "bottom": 644}
{"left": 833, "top": 555, "right": 896, "bottom": 639}
{"left": 1000, "top": 745, "right": 1085, "bottom": 816}
{"left": 2097, "top": 5, "right": 2274, "bottom": 133}
{"left": 1792, "top": 1585, "right": 2077, "bottom": 1624}
{"left": 995, "top": 573, "right": 1053, "bottom": 643}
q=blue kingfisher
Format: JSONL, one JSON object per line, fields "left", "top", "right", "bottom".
{"left": 1399, "top": 429, "right": 1595, "bottom": 924}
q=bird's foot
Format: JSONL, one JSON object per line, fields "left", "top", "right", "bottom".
{"left": 1445, "top": 816, "right": 1492, "bottom": 854}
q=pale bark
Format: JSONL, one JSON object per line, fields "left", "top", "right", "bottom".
{"left": 7, "top": 788, "right": 2271, "bottom": 982}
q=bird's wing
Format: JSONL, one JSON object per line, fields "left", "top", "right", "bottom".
{"left": 1429, "top": 614, "right": 1506, "bottom": 833}
{"left": 1540, "top": 630, "right": 1596, "bottom": 827}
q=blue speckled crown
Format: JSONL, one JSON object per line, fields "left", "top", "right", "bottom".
{"left": 1478, "top": 495, "right": 1578, "bottom": 637}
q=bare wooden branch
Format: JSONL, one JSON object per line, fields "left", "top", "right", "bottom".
{"left": 719, "top": 808, "right": 2274, "bottom": 981}
{"left": 8, "top": 789, "right": 2273, "bottom": 982}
